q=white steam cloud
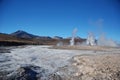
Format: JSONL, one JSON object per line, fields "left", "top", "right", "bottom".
{"left": 97, "top": 34, "right": 118, "bottom": 47}
{"left": 70, "top": 28, "right": 77, "bottom": 46}
{"left": 86, "top": 32, "right": 96, "bottom": 46}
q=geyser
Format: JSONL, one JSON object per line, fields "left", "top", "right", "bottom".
{"left": 86, "top": 33, "right": 118, "bottom": 47}
{"left": 56, "top": 41, "right": 63, "bottom": 46}
{"left": 86, "top": 32, "right": 96, "bottom": 46}
{"left": 97, "top": 34, "right": 118, "bottom": 47}
{"left": 70, "top": 28, "right": 77, "bottom": 46}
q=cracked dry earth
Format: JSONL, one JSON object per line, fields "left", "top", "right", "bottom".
{"left": 57, "top": 53, "right": 120, "bottom": 80}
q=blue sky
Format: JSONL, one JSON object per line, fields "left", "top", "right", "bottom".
{"left": 0, "top": 0, "right": 120, "bottom": 41}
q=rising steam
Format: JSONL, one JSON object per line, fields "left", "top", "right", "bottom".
{"left": 70, "top": 28, "right": 77, "bottom": 46}
{"left": 86, "top": 32, "right": 96, "bottom": 46}
{"left": 97, "top": 34, "right": 118, "bottom": 47}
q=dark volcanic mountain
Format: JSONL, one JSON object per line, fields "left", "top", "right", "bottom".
{"left": 0, "top": 32, "right": 57, "bottom": 46}
{"left": 0, "top": 33, "right": 37, "bottom": 46}
{"left": 11, "top": 30, "right": 36, "bottom": 39}
{"left": 11, "top": 30, "right": 51, "bottom": 39}
{"left": 0, "top": 30, "right": 86, "bottom": 46}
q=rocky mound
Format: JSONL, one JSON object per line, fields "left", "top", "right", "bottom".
{"left": 56, "top": 53, "right": 120, "bottom": 80}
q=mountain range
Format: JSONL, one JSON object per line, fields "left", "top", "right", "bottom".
{"left": 0, "top": 30, "right": 86, "bottom": 46}
{"left": 11, "top": 30, "right": 52, "bottom": 39}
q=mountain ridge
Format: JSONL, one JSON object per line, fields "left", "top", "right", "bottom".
{"left": 0, "top": 30, "right": 86, "bottom": 46}
{"left": 10, "top": 30, "right": 52, "bottom": 39}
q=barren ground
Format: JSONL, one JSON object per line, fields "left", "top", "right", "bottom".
{"left": 0, "top": 45, "right": 120, "bottom": 80}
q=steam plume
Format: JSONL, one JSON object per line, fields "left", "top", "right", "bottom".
{"left": 86, "top": 32, "right": 96, "bottom": 46}
{"left": 70, "top": 28, "right": 77, "bottom": 46}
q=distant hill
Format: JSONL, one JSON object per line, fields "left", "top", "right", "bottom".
{"left": 11, "top": 30, "right": 36, "bottom": 39}
{"left": 0, "top": 33, "right": 37, "bottom": 46}
{"left": 0, "top": 30, "right": 86, "bottom": 46}
{"left": 65, "top": 36, "right": 83, "bottom": 39}
{"left": 53, "top": 36, "right": 63, "bottom": 40}
{"left": 11, "top": 30, "right": 51, "bottom": 39}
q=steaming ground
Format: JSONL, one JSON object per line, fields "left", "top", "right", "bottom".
{"left": 0, "top": 45, "right": 120, "bottom": 71}
{"left": 0, "top": 45, "right": 120, "bottom": 79}
{"left": 0, "top": 45, "right": 95, "bottom": 72}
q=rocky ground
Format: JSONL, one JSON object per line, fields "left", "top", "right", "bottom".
{"left": 56, "top": 53, "right": 120, "bottom": 80}
{"left": 0, "top": 45, "right": 120, "bottom": 80}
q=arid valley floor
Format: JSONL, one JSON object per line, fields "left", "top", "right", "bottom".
{"left": 0, "top": 45, "right": 120, "bottom": 80}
